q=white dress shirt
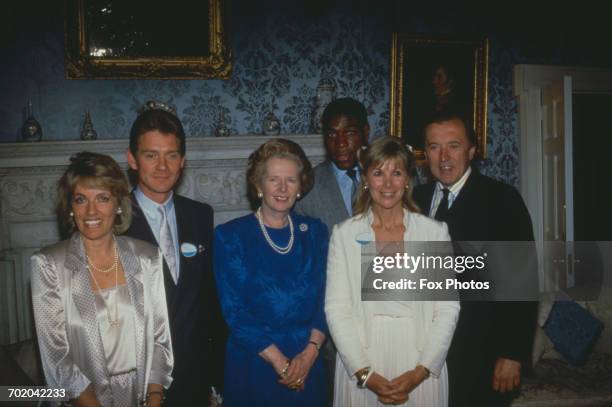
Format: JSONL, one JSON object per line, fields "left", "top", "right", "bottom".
{"left": 428, "top": 167, "right": 472, "bottom": 217}
{"left": 134, "top": 188, "right": 181, "bottom": 281}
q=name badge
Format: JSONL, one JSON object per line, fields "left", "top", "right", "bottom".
{"left": 180, "top": 242, "right": 198, "bottom": 258}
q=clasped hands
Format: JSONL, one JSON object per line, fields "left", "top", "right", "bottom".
{"left": 366, "top": 365, "right": 429, "bottom": 405}
{"left": 275, "top": 346, "right": 318, "bottom": 392}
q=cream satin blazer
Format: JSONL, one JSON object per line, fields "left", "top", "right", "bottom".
{"left": 31, "top": 233, "right": 173, "bottom": 406}
{"left": 325, "top": 209, "right": 460, "bottom": 377}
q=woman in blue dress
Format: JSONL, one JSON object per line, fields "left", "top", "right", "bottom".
{"left": 214, "top": 138, "right": 328, "bottom": 406}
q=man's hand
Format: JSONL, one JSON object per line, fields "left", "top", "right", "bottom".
{"left": 492, "top": 357, "right": 521, "bottom": 392}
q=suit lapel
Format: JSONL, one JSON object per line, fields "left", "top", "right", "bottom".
{"left": 129, "top": 193, "right": 158, "bottom": 244}
{"left": 116, "top": 236, "right": 146, "bottom": 393}
{"left": 446, "top": 170, "right": 478, "bottom": 217}
{"left": 321, "top": 162, "right": 350, "bottom": 219}
{"left": 417, "top": 182, "right": 436, "bottom": 216}
{"left": 68, "top": 233, "right": 109, "bottom": 379}
{"left": 173, "top": 196, "right": 186, "bottom": 287}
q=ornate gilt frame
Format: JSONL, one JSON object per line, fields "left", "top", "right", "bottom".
{"left": 390, "top": 34, "right": 488, "bottom": 160}
{"left": 65, "top": 0, "right": 232, "bottom": 79}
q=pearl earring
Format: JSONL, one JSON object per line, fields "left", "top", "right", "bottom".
{"left": 297, "top": 193, "right": 301, "bottom": 199}
{"left": 363, "top": 185, "right": 368, "bottom": 190}
{"left": 69, "top": 211, "right": 74, "bottom": 217}
{"left": 257, "top": 191, "right": 263, "bottom": 198}
{"left": 117, "top": 207, "right": 123, "bottom": 214}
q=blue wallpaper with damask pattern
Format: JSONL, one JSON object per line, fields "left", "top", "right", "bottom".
{"left": 2, "top": 2, "right": 611, "bottom": 187}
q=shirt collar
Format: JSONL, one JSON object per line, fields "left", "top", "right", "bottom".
{"left": 134, "top": 187, "right": 174, "bottom": 216}
{"left": 330, "top": 161, "right": 360, "bottom": 178}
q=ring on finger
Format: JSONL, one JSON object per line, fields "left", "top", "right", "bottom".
{"left": 280, "top": 361, "right": 290, "bottom": 377}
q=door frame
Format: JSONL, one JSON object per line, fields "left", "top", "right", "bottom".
{"left": 513, "top": 65, "right": 612, "bottom": 244}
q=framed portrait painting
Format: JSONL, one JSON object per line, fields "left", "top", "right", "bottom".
{"left": 65, "top": 0, "right": 232, "bottom": 79}
{"left": 390, "top": 34, "right": 488, "bottom": 159}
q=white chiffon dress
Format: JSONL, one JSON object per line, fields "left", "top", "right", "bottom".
{"left": 332, "top": 302, "right": 449, "bottom": 407}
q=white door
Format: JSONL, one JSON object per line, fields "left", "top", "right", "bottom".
{"left": 541, "top": 76, "right": 575, "bottom": 290}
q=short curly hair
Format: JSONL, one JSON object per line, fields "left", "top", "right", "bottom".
{"left": 246, "top": 138, "right": 314, "bottom": 210}
{"left": 57, "top": 152, "right": 132, "bottom": 239}
{"left": 321, "top": 97, "right": 369, "bottom": 130}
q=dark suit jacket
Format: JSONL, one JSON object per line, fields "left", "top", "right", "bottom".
{"left": 414, "top": 170, "right": 537, "bottom": 407}
{"left": 125, "top": 193, "right": 227, "bottom": 406}
{"left": 295, "top": 161, "right": 351, "bottom": 235}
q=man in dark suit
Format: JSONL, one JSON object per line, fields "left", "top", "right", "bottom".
{"left": 413, "top": 112, "right": 537, "bottom": 407}
{"left": 295, "top": 97, "right": 370, "bottom": 232}
{"left": 125, "top": 105, "right": 226, "bottom": 406}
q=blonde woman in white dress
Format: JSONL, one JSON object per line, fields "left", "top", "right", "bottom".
{"left": 325, "top": 137, "right": 459, "bottom": 406}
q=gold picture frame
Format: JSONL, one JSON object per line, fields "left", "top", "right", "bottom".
{"left": 390, "top": 34, "right": 488, "bottom": 160}
{"left": 65, "top": 0, "right": 232, "bottom": 79}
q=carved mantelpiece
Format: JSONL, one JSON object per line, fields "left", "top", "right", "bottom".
{"left": 0, "top": 135, "right": 325, "bottom": 247}
{"left": 0, "top": 135, "right": 325, "bottom": 344}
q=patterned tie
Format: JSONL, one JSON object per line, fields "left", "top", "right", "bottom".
{"left": 435, "top": 188, "right": 451, "bottom": 221}
{"left": 345, "top": 167, "right": 360, "bottom": 203}
{"left": 158, "top": 205, "right": 178, "bottom": 283}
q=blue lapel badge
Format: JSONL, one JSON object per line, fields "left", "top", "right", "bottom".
{"left": 180, "top": 242, "right": 198, "bottom": 258}
{"left": 355, "top": 232, "right": 373, "bottom": 245}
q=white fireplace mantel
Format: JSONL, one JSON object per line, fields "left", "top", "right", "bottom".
{"left": 0, "top": 135, "right": 326, "bottom": 247}
{"left": 0, "top": 135, "right": 325, "bottom": 344}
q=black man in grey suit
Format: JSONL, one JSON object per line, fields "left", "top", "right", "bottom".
{"left": 295, "top": 97, "right": 370, "bottom": 232}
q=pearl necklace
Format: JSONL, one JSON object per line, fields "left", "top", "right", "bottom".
{"left": 256, "top": 207, "right": 294, "bottom": 255}
{"left": 86, "top": 245, "right": 118, "bottom": 274}
{"left": 87, "top": 242, "right": 120, "bottom": 326}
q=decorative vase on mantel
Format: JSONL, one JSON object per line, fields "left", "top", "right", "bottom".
{"left": 312, "top": 78, "right": 336, "bottom": 134}
{"left": 214, "top": 111, "right": 231, "bottom": 137}
{"left": 262, "top": 100, "right": 281, "bottom": 136}
{"left": 21, "top": 101, "right": 43, "bottom": 142}
{"left": 80, "top": 111, "right": 98, "bottom": 140}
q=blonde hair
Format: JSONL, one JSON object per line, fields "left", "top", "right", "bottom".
{"left": 57, "top": 152, "right": 132, "bottom": 238}
{"left": 353, "top": 136, "right": 420, "bottom": 216}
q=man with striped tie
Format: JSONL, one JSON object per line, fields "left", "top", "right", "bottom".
{"left": 125, "top": 104, "right": 226, "bottom": 406}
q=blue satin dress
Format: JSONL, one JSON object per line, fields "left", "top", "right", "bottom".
{"left": 214, "top": 212, "right": 328, "bottom": 407}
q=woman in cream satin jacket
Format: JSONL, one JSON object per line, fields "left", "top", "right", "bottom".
{"left": 31, "top": 152, "right": 173, "bottom": 407}
{"left": 31, "top": 234, "right": 173, "bottom": 405}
